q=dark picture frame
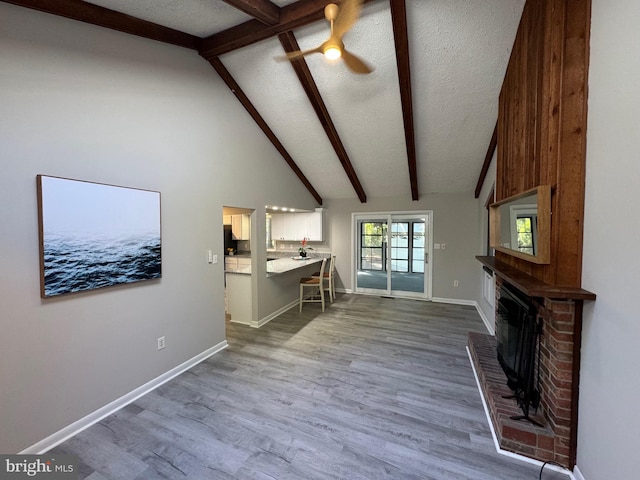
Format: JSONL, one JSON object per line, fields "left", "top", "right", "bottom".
{"left": 37, "top": 175, "right": 161, "bottom": 298}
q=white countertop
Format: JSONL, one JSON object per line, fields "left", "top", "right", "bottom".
{"left": 225, "top": 256, "right": 326, "bottom": 276}
{"left": 266, "top": 256, "right": 323, "bottom": 276}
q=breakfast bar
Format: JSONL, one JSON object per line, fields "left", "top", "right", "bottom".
{"left": 266, "top": 256, "right": 324, "bottom": 277}
{"left": 226, "top": 255, "right": 327, "bottom": 326}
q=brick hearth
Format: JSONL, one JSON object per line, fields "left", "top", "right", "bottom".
{"left": 469, "top": 277, "right": 581, "bottom": 468}
{"left": 469, "top": 332, "right": 557, "bottom": 460}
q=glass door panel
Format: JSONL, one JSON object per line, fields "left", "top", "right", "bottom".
{"left": 356, "top": 218, "right": 389, "bottom": 293}
{"left": 412, "top": 222, "right": 425, "bottom": 274}
{"left": 355, "top": 213, "right": 431, "bottom": 299}
{"left": 390, "top": 218, "right": 425, "bottom": 294}
{"left": 391, "top": 222, "right": 409, "bottom": 273}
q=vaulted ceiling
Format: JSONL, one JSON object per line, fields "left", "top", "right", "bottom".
{"left": 5, "top": 0, "right": 525, "bottom": 203}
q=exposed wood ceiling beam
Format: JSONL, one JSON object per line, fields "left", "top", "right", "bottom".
{"left": 5, "top": 0, "right": 387, "bottom": 204}
{"left": 474, "top": 122, "right": 498, "bottom": 198}
{"left": 207, "top": 57, "right": 323, "bottom": 205}
{"left": 390, "top": 0, "right": 418, "bottom": 201}
{"left": 221, "top": 0, "right": 280, "bottom": 26}
{"left": 200, "top": 0, "right": 378, "bottom": 59}
{"left": 278, "top": 31, "right": 367, "bottom": 203}
{"left": 1, "top": 0, "right": 201, "bottom": 50}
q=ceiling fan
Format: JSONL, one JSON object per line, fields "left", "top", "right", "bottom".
{"left": 276, "top": 0, "right": 374, "bottom": 74}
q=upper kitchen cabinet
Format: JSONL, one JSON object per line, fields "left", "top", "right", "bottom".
{"left": 231, "top": 214, "right": 250, "bottom": 240}
{"left": 271, "top": 209, "right": 323, "bottom": 242}
{"left": 306, "top": 208, "right": 324, "bottom": 242}
{"left": 271, "top": 213, "right": 295, "bottom": 241}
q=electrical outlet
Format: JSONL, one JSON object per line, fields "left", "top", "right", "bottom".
{"left": 157, "top": 336, "right": 166, "bottom": 350}
{"left": 453, "top": 280, "right": 459, "bottom": 287}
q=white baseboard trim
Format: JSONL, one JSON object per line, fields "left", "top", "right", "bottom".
{"left": 432, "top": 296, "right": 476, "bottom": 306}
{"left": 230, "top": 319, "right": 252, "bottom": 327}
{"left": 573, "top": 466, "right": 586, "bottom": 480}
{"left": 21, "top": 340, "right": 228, "bottom": 455}
{"left": 466, "top": 346, "right": 575, "bottom": 480}
{"left": 255, "top": 299, "right": 299, "bottom": 328}
{"left": 474, "top": 302, "right": 495, "bottom": 336}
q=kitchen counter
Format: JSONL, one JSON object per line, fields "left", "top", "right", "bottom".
{"left": 266, "top": 256, "right": 324, "bottom": 276}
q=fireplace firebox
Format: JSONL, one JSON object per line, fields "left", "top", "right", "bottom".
{"left": 496, "top": 282, "right": 542, "bottom": 425}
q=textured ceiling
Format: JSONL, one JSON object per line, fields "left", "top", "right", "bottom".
{"left": 78, "top": 0, "right": 525, "bottom": 201}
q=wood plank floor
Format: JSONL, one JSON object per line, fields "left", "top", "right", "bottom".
{"left": 52, "top": 294, "right": 569, "bottom": 479}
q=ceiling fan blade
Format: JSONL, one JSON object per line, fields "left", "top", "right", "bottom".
{"left": 341, "top": 49, "right": 374, "bottom": 74}
{"left": 333, "top": 0, "right": 364, "bottom": 39}
{"left": 275, "top": 46, "right": 323, "bottom": 62}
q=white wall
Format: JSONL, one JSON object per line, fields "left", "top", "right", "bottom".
{"left": 0, "top": 3, "right": 316, "bottom": 453}
{"left": 578, "top": 1, "right": 640, "bottom": 479}
{"left": 325, "top": 193, "right": 479, "bottom": 301}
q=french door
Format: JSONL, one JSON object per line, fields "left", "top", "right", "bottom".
{"left": 354, "top": 212, "right": 432, "bottom": 299}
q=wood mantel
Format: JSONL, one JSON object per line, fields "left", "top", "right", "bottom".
{"left": 477, "top": 256, "right": 595, "bottom": 301}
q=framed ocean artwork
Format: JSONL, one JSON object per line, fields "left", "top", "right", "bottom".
{"left": 37, "top": 175, "right": 161, "bottom": 298}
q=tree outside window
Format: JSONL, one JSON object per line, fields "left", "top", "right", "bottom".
{"left": 516, "top": 216, "right": 535, "bottom": 255}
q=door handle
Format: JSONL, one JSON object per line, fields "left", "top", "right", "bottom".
{"left": 425, "top": 253, "right": 429, "bottom": 263}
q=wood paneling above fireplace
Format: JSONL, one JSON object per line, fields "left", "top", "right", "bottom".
{"left": 496, "top": 0, "right": 591, "bottom": 288}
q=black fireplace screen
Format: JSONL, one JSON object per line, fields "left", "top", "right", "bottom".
{"left": 496, "top": 283, "right": 542, "bottom": 425}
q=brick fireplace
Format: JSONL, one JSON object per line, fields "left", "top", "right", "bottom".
{"left": 473, "top": 257, "right": 595, "bottom": 469}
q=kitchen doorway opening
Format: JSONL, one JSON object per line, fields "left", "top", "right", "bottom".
{"left": 223, "top": 206, "right": 254, "bottom": 329}
{"left": 353, "top": 212, "right": 432, "bottom": 300}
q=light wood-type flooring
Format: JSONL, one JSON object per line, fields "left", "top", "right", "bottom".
{"left": 52, "top": 294, "right": 569, "bottom": 479}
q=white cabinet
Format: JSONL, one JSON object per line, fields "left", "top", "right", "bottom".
{"left": 271, "top": 210, "right": 323, "bottom": 241}
{"left": 225, "top": 256, "right": 251, "bottom": 274}
{"left": 295, "top": 214, "right": 311, "bottom": 241}
{"left": 284, "top": 215, "right": 297, "bottom": 240}
{"left": 270, "top": 214, "right": 283, "bottom": 240}
{"left": 271, "top": 213, "right": 296, "bottom": 240}
{"left": 294, "top": 210, "right": 324, "bottom": 241}
{"left": 226, "top": 273, "right": 252, "bottom": 325}
{"left": 223, "top": 215, "right": 232, "bottom": 225}
{"left": 231, "top": 214, "right": 250, "bottom": 240}
{"left": 304, "top": 210, "right": 324, "bottom": 241}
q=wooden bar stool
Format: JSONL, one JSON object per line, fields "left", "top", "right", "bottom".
{"left": 299, "top": 258, "right": 327, "bottom": 312}
{"left": 312, "top": 255, "right": 335, "bottom": 302}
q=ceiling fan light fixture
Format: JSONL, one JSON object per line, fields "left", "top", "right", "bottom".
{"left": 275, "top": 0, "right": 372, "bottom": 74}
{"left": 322, "top": 41, "right": 342, "bottom": 60}
{"left": 324, "top": 45, "right": 342, "bottom": 60}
